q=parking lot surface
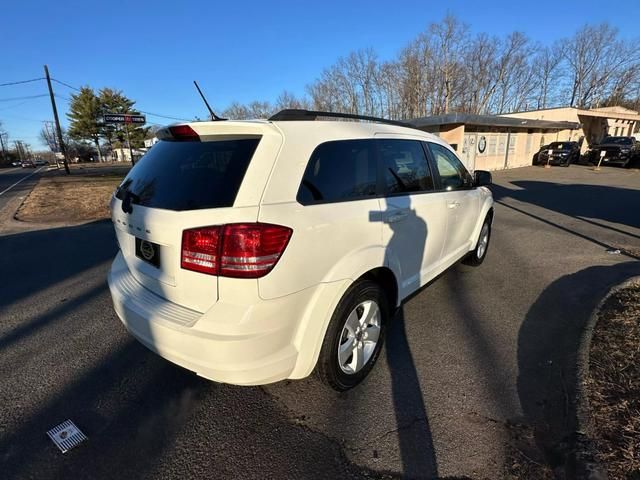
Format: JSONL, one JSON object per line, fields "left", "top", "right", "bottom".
{"left": 0, "top": 165, "right": 638, "bottom": 479}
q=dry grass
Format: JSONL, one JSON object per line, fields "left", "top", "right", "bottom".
{"left": 504, "top": 421, "right": 555, "bottom": 479}
{"left": 587, "top": 282, "right": 640, "bottom": 480}
{"left": 16, "top": 163, "right": 130, "bottom": 223}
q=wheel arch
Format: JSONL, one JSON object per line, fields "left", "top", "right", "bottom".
{"left": 469, "top": 200, "right": 494, "bottom": 250}
{"left": 289, "top": 265, "right": 399, "bottom": 379}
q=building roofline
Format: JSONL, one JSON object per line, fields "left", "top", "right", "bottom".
{"left": 499, "top": 105, "right": 578, "bottom": 115}
{"left": 409, "top": 113, "right": 580, "bottom": 131}
{"left": 501, "top": 105, "right": 640, "bottom": 120}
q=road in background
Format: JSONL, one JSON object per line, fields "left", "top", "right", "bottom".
{"left": 0, "top": 165, "right": 638, "bottom": 479}
{"left": 0, "top": 166, "right": 45, "bottom": 215}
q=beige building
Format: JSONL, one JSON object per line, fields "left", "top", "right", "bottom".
{"left": 412, "top": 113, "right": 580, "bottom": 171}
{"left": 501, "top": 106, "right": 640, "bottom": 152}
{"left": 411, "top": 105, "right": 640, "bottom": 171}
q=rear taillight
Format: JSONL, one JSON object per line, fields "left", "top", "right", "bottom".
{"left": 181, "top": 226, "right": 221, "bottom": 275}
{"left": 181, "top": 223, "right": 292, "bottom": 278}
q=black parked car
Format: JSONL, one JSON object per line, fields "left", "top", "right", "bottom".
{"left": 534, "top": 141, "right": 580, "bottom": 167}
{"left": 586, "top": 136, "right": 640, "bottom": 168}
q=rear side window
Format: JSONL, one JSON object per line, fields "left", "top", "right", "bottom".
{"left": 380, "top": 139, "right": 434, "bottom": 194}
{"left": 298, "top": 139, "right": 377, "bottom": 204}
{"left": 115, "top": 138, "right": 260, "bottom": 211}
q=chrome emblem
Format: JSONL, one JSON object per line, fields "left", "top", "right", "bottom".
{"left": 140, "top": 241, "right": 155, "bottom": 260}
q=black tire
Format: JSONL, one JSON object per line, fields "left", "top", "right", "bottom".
{"left": 463, "top": 216, "right": 492, "bottom": 266}
{"left": 562, "top": 160, "right": 571, "bottom": 167}
{"left": 316, "top": 279, "right": 389, "bottom": 391}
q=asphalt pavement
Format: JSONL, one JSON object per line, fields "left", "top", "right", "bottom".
{"left": 0, "top": 166, "right": 45, "bottom": 231}
{"left": 0, "top": 164, "right": 638, "bottom": 479}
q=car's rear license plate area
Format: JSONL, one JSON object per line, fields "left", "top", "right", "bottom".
{"left": 135, "top": 238, "right": 161, "bottom": 268}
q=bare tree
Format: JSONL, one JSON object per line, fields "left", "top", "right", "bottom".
{"left": 219, "top": 16, "right": 640, "bottom": 121}
{"left": 560, "top": 24, "right": 639, "bottom": 108}
{"left": 428, "top": 15, "right": 469, "bottom": 114}
{"left": 531, "top": 44, "right": 563, "bottom": 109}
{"left": 275, "top": 91, "right": 310, "bottom": 111}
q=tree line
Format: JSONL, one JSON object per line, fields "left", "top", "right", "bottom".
{"left": 222, "top": 17, "right": 640, "bottom": 121}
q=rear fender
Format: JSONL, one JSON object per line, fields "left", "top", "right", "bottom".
{"left": 289, "top": 245, "right": 391, "bottom": 378}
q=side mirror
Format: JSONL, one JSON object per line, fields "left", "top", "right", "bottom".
{"left": 474, "top": 170, "right": 492, "bottom": 187}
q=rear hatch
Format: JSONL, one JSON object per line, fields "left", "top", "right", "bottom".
{"left": 111, "top": 128, "right": 266, "bottom": 313}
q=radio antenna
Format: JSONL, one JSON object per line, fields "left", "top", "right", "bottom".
{"left": 193, "top": 80, "right": 225, "bottom": 121}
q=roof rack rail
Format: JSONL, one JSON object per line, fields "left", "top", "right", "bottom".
{"left": 269, "top": 109, "right": 416, "bottom": 129}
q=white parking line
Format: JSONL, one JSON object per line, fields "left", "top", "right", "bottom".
{"left": 0, "top": 166, "right": 45, "bottom": 197}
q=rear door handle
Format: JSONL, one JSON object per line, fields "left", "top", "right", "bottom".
{"left": 387, "top": 211, "right": 409, "bottom": 223}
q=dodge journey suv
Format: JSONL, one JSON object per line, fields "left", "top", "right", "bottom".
{"left": 107, "top": 109, "right": 494, "bottom": 391}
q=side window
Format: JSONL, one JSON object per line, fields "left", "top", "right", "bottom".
{"left": 297, "top": 139, "right": 377, "bottom": 205}
{"left": 427, "top": 142, "right": 473, "bottom": 191}
{"left": 380, "top": 139, "right": 434, "bottom": 195}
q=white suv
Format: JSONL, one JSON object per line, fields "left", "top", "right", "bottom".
{"left": 107, "top": 110, "right": 494, "bottom": 391}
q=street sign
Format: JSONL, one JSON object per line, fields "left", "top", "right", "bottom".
{"left": 103, "top": 114, "right": 146, "bottom": 124}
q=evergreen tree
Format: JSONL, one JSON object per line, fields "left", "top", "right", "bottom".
{"left": 66, "top": 87, "right": 104, "bottom": 162}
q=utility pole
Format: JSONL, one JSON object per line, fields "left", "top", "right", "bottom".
{"left": 0, "top": 132, "right": 7, "bottom": 164}
{"left": 44, "top": 65, "right": 70, "bottom": 174}
{"left": 124, "top": 122, "right": 135, "bottom": 165}
{"left": 14, "top": 141, "right": 24, "bottom": 162}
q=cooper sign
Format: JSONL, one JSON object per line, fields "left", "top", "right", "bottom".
{"left": 104, "top": 114, "right": 146, "bottom": 124}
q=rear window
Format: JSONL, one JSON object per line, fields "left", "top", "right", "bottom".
{"left": 115, "top": 138, "right": 260, "bottom": 211}
{"left": 548, "top": 142, "right": 575, "bottom": 150}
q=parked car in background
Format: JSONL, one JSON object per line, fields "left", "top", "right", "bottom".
{"left": 532, "top": 144, "right": 549, "bottom": 165}
{"left": 107, "top": 110, "right": 495, "bottom": 391}
{"left": 534, "top": 141, "right": 579, "bottom": 167}
{"left": 586, "top": 136, "right": 640, "bottom": 168}
{"left": 21, "top": 160, "right": 36, "bottom": 168}
{"left": 11, "top": 161, "right": 21, "bottom": 167}
{"left": 34, "top": 159, "right": 48, "bottom": 166}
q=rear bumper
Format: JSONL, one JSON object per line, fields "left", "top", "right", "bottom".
{"left": 108, "top": 252, "right": 306, "bottom": 386}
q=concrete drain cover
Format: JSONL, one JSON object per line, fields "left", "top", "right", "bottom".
{"left": 47, "top": 420, "right": 87, "bottom": 453}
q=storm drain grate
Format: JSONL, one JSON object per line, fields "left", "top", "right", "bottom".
{"left": 46, "top": 420, "right": 87, "bottom": 453}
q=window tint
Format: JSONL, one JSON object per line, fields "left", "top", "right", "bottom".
{"left": 602, "top": 136, "right": 633, "bottom": 145}
{"left": 380, "top": 139, "right": 434, "bottom": 194}
{"left": 298, "top": 140, "right": 377, "bottom": 204}
{"left": 115, "top": 138, "right": 260, "bottom": 211}
{"left": 428, "top": 142, "right": 472, "bottom": 191}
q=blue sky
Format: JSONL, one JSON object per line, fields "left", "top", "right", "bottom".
{"left": 2, "top": 0, "right": 639, "bottom": 148}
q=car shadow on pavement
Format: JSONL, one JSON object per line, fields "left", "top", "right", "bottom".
{"left": 489, "top": 183, "right": 640, "bottom": 260}
{"left": 379, "top": 194, "right": 441, "bottom": 479}
{"left": 517, "top": 261, "right": 640, "bottom": 475}
{"left": 0, "top": 220, "right": 117, "bottom": 310}
{"left": 491, "top": 181, "right": 640, "bottom": 236}
{"left": 385, "top": 307, "right": 439, "bottom": 479}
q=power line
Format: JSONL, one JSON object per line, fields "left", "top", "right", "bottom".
{"left": 50, "top": 78, "right": 190, "bottom": 122}
{"left": 0, "top": 78, "right": 45, "bottom": 87}
{"left": 51, "top": 78, "right": 81, "bottom": 91}
{"left": 138, "top": 110, "right": 190, "bottom": 122}
{"left": 0, "top": 94, "right": 49, "bottom": 102}
{"left": 0, "top": 100, "right": 31, "bottom": 111}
